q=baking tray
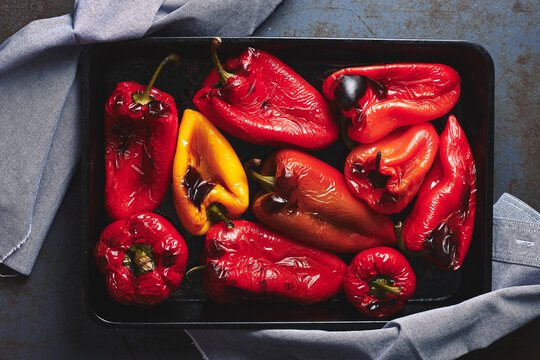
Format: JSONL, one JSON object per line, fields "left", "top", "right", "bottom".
{"left": 81, "top": 37, "right": 494, "bottom": 328}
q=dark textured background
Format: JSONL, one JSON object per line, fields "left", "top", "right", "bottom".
{"left": 1, "top": 0, "right": 538, "bottom": 359}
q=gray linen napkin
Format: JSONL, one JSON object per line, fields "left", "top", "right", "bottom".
{"left": 0, "top": 0, "right": 282, "bottom": 275}
{"left": 186, "top": 193, "right": 540, "bottom": 360}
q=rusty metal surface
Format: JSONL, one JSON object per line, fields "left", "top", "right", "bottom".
{"left": 0, "top": 0, "right": 539, "bottom": 359}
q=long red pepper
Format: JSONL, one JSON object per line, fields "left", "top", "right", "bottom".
{"left": 104, "top": 54, "right": 180, "bottom": 220}
{"left": 344, "top": 123, "right": 439, "bottom": 214}
{"left": 247, "top": 149, "right": 396, "bottom": 253}
{"left": 398, "top": 115, "right": 477, "bottom": 270}
{"left": 322, "top": 63, "right": 460, "bottom": 143}
{"left": 193, "top": 38, "right": 339, "bottom": 150}
{"left": 203, "top": 220, "right": 347, "bottom": 304}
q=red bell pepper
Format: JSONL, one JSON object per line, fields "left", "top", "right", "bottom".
{"left": 202, "top": 220, "right": 347, "bottom": 304}
{"left": 322, "top": 63, "right": 460, "bottom": 143}
{"left": 193, "top": 38, "right": 338, "bottom": 150}
{"left": 104, "top": 54, "right": 180, "bottom": 220}
{"left": 94, "top": 212, "right": 189, "bottom": 306}
{"left": 344, "top": 122, "right": 439, "bottom": 214}
{"left": 344, "top": 246, "right": 416, "bottom": 317}
{"left": 398, "top": 115, "right": 477, "bottom": 270}
{"left": 246, "top": 149, "right": 396, "bottom": 253}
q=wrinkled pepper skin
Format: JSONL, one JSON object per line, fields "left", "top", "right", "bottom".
{"left": 193, "top": 43, "right": 339, "bottom": 150}
{"left": 104, "top": 81, "right": 178, "bottom": 220}
{"left": 94, "top": 212, "right": 188, "bottom": 306}
{"left": 322, "top": 64, "right": 460, "bottom": 143}
{"left": 203, "top": 221, "right": 347, "bottom": 304}
{"left": 172, "top": 109, "right": 249, "bottom": 236}
{"left": 250, "top": 149, "right": 396, "bottom": 253}
{"left": 344, "top": 123, "right": 439, "bottom": 214}
{"left": 344, "top": 247, "right": 416, "bottom": 317}
{"left": 402, "top": 115, "right": 476, "bottom": 270}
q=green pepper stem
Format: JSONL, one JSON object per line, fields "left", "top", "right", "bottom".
{"left": 132, "top": 53, "right": 181, "bottom": 105}
{"left": 244, "top": 159, "right": 275, "bottom": 193}
{"left": 339, "top": 115, "right": 358, "bottom": 150}
{"left": 370, "top": 278, "right": 402, "bottom": 297}
{"left": 185, "top": 265, "right": 207, "bottom": 279}
{"left": 207, "top": 203, "right": 234, "bottom": 229}
{"left": 394, "top": 221, "right": 431, "bottom": 257}
{"left": 211, "top": 37, "right": 234, "bottom": 86}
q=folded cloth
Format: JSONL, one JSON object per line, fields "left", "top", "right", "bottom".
{"left": 186, "top": 193, "right": 540, "bottom": 360}
{"left": 0, "top": 0, "right": 282, "bottom": 275}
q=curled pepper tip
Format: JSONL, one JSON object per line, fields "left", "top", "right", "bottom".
{"left": 166, "top": 53, "right": 182, "bottom": 67}
{"left": 212, "top": 37, "right": 223, "bottom": 48}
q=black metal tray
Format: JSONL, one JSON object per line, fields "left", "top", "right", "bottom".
{"left": 81, "top": 37, "right": 494, "bottom": 328}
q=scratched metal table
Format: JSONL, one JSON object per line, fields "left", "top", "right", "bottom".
{"left": 0, "top": 1, "right": 538, "bottom": 359}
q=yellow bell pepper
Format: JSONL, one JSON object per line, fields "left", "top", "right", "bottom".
{"left": 172, "top": 109, "right": 249, "bottom": 235}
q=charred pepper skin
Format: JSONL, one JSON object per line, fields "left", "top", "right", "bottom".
{"left": 172, "top": 109, "right": 249, "bottom": 236}
{"left": 94, "top": 212, "right": 188, "bottom": 306}
{"left": 248, "top": 149, "right": 396, "bottom": 253}
{"left": 344, "top": 123, "right": 439, "bottom": 214}
{"left": 401, "top": 115, "right": 477, "bottom": 271}
{"left": 104, "top": 55, "right": 180, "bottom": 220}
{"left": 203, "top": 220, "right": 347, "bottom": 304}
{"left": 344, "top": 247, "right": 416, "bottom": 317}
{"left": 322, "top": 63, "right": 460, "bottom": 144}
{"left": 193, "top": 38, "right": 339, "bottom": 150}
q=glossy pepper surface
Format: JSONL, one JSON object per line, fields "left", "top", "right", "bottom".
{"left": 399, "top": 115, "right": 476, "bottom": 270}
{"left": 203, "top": 220, "right": 347, "bottom": 304}
{"left": 193, "top": 38, "right": 338, "bottom": 150}
{"left": 104, "top": 55, "right": 180, "bottom": 220}
{"left": 344, "top": 247, "right": 416, "bottom": 317}
{"left": 322, "top": 63, "right": 460, "bottom": 144}
{"left": 247, "top": 149, "right": 396, "bottom": 253}
{"left": 94, "top": 212, "right": 188, "bottom": 306}
{"left": 172, "top": 109, "right": 249, "bottom": 236}
{"left": 344, "top": 123, "right": 439, "bottom": 214}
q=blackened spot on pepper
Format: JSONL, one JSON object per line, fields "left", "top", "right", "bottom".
{"left": 260, "top": 98, "right": 271, "bottom": 111}
{"left": 333, "top": 75, "right": 368, "bottom": 111}
{"left": 261, "top": 194, "right": 288, "bottom": 214}
{"left": 148, "top": 99, "right": 169, "bottom": 118}
{"left": 379, "top": 191, "right": 399, "bottom": 204}
{"left": 459, "top": 185, "right": 472, "bottom": 219}
{"left": 368, "top": 151, "right": 390, "bottom": 189}
{"left": 367, "top": 78, "right": 388, "bottom": 100}
{"left": 284, "top": 282, "right": 294, "bottom": 290}
{"left": 351, "top": 162, "right": 367, "bottom": 176}
{"left": 259, "top": 280, "right": 268, "bottom": 291}
{"left": 425, "top": 222, "right": 457, "bottom": 268}
{"left": 161, "top": 253, "right": 177, "bottom": 267}
{"left": 184, "top": 166, "right": 216, "bottom": 210}
{"left": 112, "top": 123, "right": 133, "bottom": 156}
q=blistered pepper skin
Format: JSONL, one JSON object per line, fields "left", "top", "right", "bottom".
{"left": 172, "top": 109, "right": 249, "bottom": 235}
{"left": 193, "top": 47, "right": 339, "bottom": 150}
{"left": 94, "top": 212, "right": 188, "bottom": 306}
{"left": 203, "top": 221, "right": 347, "bottom": 304}
{"left": 323, "top": 64, "right": 460, "bottom": 143}
{"left": 402, "top": 115, "right": 476, "bottom": 270}
{"left": 104, "top": 82, "right": 178, "bottom": 220}
{"left": 344, "top": 247, "right": 416, "bottom": 317}
{"left": 344, "top": 123, "right": 439, "bottom": 214}
{"left": 251, "top": 150, "right": 396, "bottom": 253}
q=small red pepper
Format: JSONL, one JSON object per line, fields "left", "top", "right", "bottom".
{"left": 344, "top": 123, "right": 439, "bottom": 214}
{"left": 246, "top": 149, "right": 396, "bottom": 253}
{"left": 344, "top": 247, "right": 416, "bottom": 317}
{"left": 193, "top": 38, "right": 338, "bottom": 150}
{"left": 94, "top": 212, "right": 188, "bottom": 306}
{"left": 104, "top": 54, "right": 180, "bottom": 220}
{"left": 322, "top": 63, "right": 460, "bottom": 143}
{"left": 202, "top": 220, "right": 347, "bottom": 304}
{"left": 397, "top": 115, "right": 477, "bottom": 270}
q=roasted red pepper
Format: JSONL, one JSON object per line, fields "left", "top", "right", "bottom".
{"left": 193, "top": 38, "right": 338, "bottom": 150}
{"left": 344, "top": 122, "right": 439, "bottom": 214}
{"left": 94, "top": 212, "right": 188, "bottom": 306}
{"left": 104, "top": 54, "right": 180, "bottom": 220}
{"left": 397, "top": 115, "right": 476, "bottom": 270}
{"left": 246, "top": 149, "right": 396, "bottom": 253}
{"left": 202, "top": 220, "right": 347, "bottom": 304}
{"left": 322, "top": 63, "right": 460, "bottom": 143}
{"left": 344, "top": 247, "right": 416, "bottom": 317}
